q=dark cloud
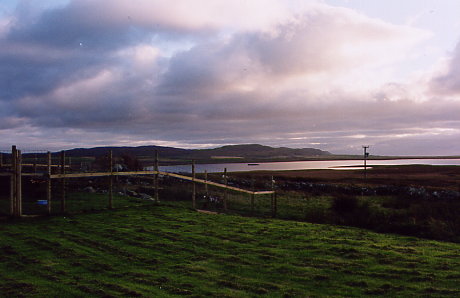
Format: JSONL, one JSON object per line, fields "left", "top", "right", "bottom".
{"left": 0, "top": 1, "right": 458, "bottom": 155}
{"left": 430, "top": 40, "right": 460, "bottom": 96}
{"left": 0, "top": 45, "right": 109, "bottom": 101}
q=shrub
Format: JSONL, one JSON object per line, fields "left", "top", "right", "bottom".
{"left": 331, "top": 195, "right": 358, "bottom": 214}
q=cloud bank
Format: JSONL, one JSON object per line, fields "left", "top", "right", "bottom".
{"left": 0, "top": 0, "right": 459, "bottom": 155}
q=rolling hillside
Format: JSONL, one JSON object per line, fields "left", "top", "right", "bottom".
{"left": 62, "top": 144, "right": 331, "bottom": 163}
{"left": 1, "top": 204, "right": 459, "bottom": 296}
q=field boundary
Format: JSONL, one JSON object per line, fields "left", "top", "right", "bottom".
{"left": 0, "top": 145, "right": 275, "bottom": 218}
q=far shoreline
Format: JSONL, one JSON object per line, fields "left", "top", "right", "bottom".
{"left": 158, "top": 155, "right": 460, "bottom": 166}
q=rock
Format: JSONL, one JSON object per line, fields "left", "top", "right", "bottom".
{"left": 139, "top": 193, "right": 153, "bottom": 200}
{"left": 126, "top": 190, "right": 138, "bottom": 197}
{"left": 83, "top": 186, "right": 96, "bottom": 193}
{"left": 113, "top": 163, "right": 125, "bottom": 171}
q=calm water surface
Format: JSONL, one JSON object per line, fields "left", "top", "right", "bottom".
{"left": 154, "top": 159, "right": 460, "bottom": 174}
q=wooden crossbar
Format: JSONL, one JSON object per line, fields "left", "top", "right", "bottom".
{"left": 48, "top": 170, "right": 274, "bottom": 195}
{"left": 154, "top": 171, "right": 274, "bottom": 195}
{"left": 0, "top": 173, "right": 42, "bottom": 177}
{"left": 1, "top": 164, "right": 69, "bottom": 168}
{"left": 0, "top": 147, "right": 276, "bottom": 217}
{"left": 49, "top": 171, "right": 158, "bottom": 179}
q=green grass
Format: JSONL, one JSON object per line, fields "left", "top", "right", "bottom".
{"left": 2, "top": 192, "right": 155, "bottom": 216}
{"left": 1, "top": 204, "right": 460, "bottom": 297}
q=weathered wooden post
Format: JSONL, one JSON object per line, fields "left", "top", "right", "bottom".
{"left": 223, "top": 168, "right": 228, "bottom": 211}
{"left": 204, "top": 170, "right": 208, "bottom": 198}
{"left": 192, "top": 160, "right": 196, "bottom": 209}
{"left": 5, "top": 147, "right": 25, "bottom": 217}
{"left": 47, "top": 152, "right": 52, "bottom": 215}
{"left": 271, "top": 176, "right": 276, "bottom": 218}
{"left": 251, "top": 176, "right": 255, "bottom": 215}
{"left": 33, "top": 154, "right": 37, "bottom": 173}
{"left": 108, "top": 150, "right": 113, "bottom": 209}
{"left": 154, "top": 150, "right": 159, "bottom": 203}
{"left": 60, "top": 151, "right": 66, "bottom": 213}
{"left": 10, "top": 145, "right": 16, "bottom": 216}
{"left": 9, "top": 146, "right": 22, "bottom": 217}
{"left": 15, "top": 149, "right": 22, "bottom": 217}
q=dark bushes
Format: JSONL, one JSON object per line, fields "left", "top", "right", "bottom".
{"left": 331, "top": 195, "right": 358, "bottom": 214}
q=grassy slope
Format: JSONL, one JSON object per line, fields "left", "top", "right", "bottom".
{"left": 1, "top": 204, "right": 460, "bottom": 297}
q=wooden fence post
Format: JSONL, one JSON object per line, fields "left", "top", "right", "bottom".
{"left": 223, "top": 168, "right": 228, "bottom": 211}
{"left": 271, "top": 176, "right": 276, "bottom": 218}
{"left": 47, "top": 152, "right": 52, "bottom": 215}
{"left": 204, "top": 170, "right": 208, "bottom": 198}
{"left": 15, "top": 149, "right": 22, "bottom": 217}
{"left": 33, "top": 154, "right": 37, "bottom": 173}
{"left": 192, "top": 160, "right": 196, "bottom": 209}
{"left": 108, "top": 150, "right": 113, "bottom": 209}
{"left": 60, "top": 151, "right": 66, "bottom": 214}
{"left": 154, "top": 150, "right": 159, "bottom": 203}
{"left": 251, "top": 176, "right": 255, "bottom": 215}
{"left": 10, "top": 145, "right": 16, "bottom": 216}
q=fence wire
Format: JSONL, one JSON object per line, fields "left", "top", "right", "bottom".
{"left": 1, "top": 147, "right": 275, "bottom": 217}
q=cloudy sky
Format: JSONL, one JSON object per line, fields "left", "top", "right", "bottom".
{"left": 1, "top": 0, "right": 460, "bottom": 155}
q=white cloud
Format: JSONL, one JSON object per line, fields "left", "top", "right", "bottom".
{"left": 0, "top": 0, "right": 458, "bottom": 155}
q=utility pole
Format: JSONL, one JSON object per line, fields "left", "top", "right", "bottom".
{"left": 362, "top": 145, "right": 369, "bottom": 179}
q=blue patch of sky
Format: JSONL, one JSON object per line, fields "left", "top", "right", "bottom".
{"left": 0, "top": 0, "right": 70, "bottom": 17}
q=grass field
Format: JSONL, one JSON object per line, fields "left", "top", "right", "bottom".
{"left": 1, "top": 203, "right": 460, "bottom": 297}
{"left": 242, "top": 164, "right": 460, "bottom": 190}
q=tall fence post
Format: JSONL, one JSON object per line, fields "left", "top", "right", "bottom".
{"left": 10, "top": 145, "right": 16, "bottom": 216}
{"left": 271, "top": 176, "right": 276, "bottom": 218}
{"left": 154, "top": 150, "right": 159, "bottom": 203}
{"left": 108, "top": 150, "right": 113, "bottom": 209}
{"left": 223, "top": 168, "right": 228, "bottom": 211}
{"left": 17, "top": 150, "right": 22, "bottom": 217}
{"left": 47, "top": 152, "right": 52, "bottom": 215}
{"left": 10, "top": 146, "right": 22, "bottom": 217}
{"left": 204, "top": 170, "right": 208, "bottom": 198}
{"left": 192, "top": 160, "right": 196, "bottom": 209}
{"left": 60, "top": 151, "right": 66, "bottom": 214}
{"left": 14, "top": 148, "right": 22, "bottom": 217}
{"left": 251, "top": 176, "right": 255, "bottom": 215}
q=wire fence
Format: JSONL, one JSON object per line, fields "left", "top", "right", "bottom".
{"left": 0, "top": 147, "right": 276, "bottom": 217}
{"left": 0, "top": 173, "right": 275, "bottom": 217}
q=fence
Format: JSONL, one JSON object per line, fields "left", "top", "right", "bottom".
{"left": 0, "top": 146, "right": 275, "bottom": 218}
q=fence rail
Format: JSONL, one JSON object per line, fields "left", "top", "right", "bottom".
{"left": 0, "top": 145, "right": 276, "bottom": 218}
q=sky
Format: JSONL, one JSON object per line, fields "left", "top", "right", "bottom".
{"left": 1, "top": 0, "right": 460, "bottom": 155}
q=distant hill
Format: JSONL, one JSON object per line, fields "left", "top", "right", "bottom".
{"left": 62, "top": 144, "right": 331, "bottom": 163}
{"left": 64, "top": 145, "right": 190, "bottom": 158}
{"left": 194, "top": 144, "right": 330, "bottom": 159}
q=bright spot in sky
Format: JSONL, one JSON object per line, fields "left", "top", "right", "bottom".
{"left": 0, "top": 0, "right": 459, "bottom": 156}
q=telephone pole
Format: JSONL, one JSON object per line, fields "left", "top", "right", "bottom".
{"left": 362, "top": 145, "right": 369, "bottom": 179}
